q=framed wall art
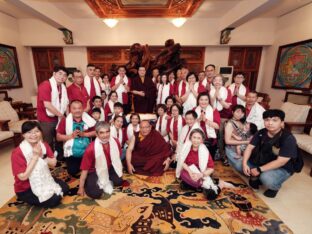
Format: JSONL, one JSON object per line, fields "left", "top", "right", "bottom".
{"left": 272, "top": 39, "right": 312, "bottom": 91}
{"left": 0, "top": 44, "right": 22, "bottom": 89}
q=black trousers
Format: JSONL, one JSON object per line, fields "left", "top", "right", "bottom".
{"left": 16, "top": 178, "right": 69, "bottom": 208}
{"left": 39, "top": 121, "right": 63, "bottom": 160}
{"left": 85, "top": 167, "right": 123, "bottom": 199}
{"left": 40, "top": 121, "right": 57, "bottom": 151}
{"left": 66, "top": 157, "right": 82, "bottom": 176}
{"left": 123, "top": 103, "right": 131, "bottom": 115}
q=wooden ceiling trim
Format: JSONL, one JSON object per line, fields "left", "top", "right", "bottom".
{"left": 85, "top": 0, "right": 203, "bottom": 18}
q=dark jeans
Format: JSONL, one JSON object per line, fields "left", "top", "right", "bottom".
{"left": 66, "top": 157, "right": 82, "bottom": 176}
{"left": 85, "top": 167, "right": 123, "bottom": 199}
{"left": 226, "top": 146, "right": 291, "bottom": 190}
{"left": 16, "top": 177, "right": 69, "bottom": 208}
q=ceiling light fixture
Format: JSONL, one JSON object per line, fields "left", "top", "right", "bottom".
{"left": 103, "top": 18, "right": 119, "bottom": 28}
{"left": 171, "top": 17, "right": 187, "bottom": 27}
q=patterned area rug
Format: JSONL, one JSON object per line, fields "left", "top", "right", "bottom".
{"left": 0, "top": 162, "right": 293, "bottom": 234}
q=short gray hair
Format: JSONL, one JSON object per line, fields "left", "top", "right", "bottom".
{"left": 95, "top": 121, "right": 110, "bottom": 133}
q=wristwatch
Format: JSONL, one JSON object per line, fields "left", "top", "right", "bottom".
{"left": 256, "top": 167, "right": 262, "bottom": 173}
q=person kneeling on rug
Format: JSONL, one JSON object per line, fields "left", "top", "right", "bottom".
{"left": 11, "top": 121, "right": 69, "bottom": 208}
{"left": 56, "top": 100, "right": 96, "bottom": 177}
{"left": 176, "top": 129, "right": 234, "bottom": 200}
{"left": 78, "top": 121, "right": 123, "bottom": 199}
{"left": 242, "top": 109, "right": 302, "bottom": 198}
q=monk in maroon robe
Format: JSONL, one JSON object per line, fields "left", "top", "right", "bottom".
{"left": 131, "top": 67, "right": 157, "bottom": 113}
{"left": 126, "top": 120, "right": 172, "bottom": 176}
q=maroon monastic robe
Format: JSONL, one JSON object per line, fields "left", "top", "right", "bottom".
{"left": 132, "top": 130, "right": 172, "bottom": 176}
{"left": 131, "top": 76, "right": 157, "bottom": 113}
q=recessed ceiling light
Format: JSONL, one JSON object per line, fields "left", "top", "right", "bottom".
{"left": 171, "top": 17, "right": 187, "bottom": 27}
{"left": 103, "top": 18, "right": 119, "bottom": 28}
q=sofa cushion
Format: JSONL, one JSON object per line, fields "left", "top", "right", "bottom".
{"left": 8, "top": 120, "right": 27, "bottom": 133}
{"left": 0, "top": 131, "right": 14, "bottom": 142}
{"left": 0, "top": 101, "right": 19, "bottom": 122}
{"left": 293, "top": 133, "right": 312, "bottom": 155}
{"left": 281, "top": 102, "right": 311, "bottom": 134}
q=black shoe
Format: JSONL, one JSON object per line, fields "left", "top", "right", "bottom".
{"left": 180, "top": 181, "right": 196, "bottom": 191}
{"left": 249, "top": 177, "right": 261, "bottom": 189}
{"left": 203, "top": 187, "right": 220, "bottom": 200}
{"left": 214, "top": 149, "right": 222, "bottom": 161}
{"left": 263, "top": 189, "right": 279, "bottom": 198}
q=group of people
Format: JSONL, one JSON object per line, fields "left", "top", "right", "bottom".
{"left": 11, "top": 63, "right": 300, "bottom": 208}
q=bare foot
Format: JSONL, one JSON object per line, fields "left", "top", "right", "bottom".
{"left": 219, "top": 180, "right": 236, "bottom": 189}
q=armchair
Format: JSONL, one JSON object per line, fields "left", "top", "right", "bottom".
{"left": 282, "top": 92, "right": 312, "bottom": 176}
{"left": 0, "top": 101, "right": 36, "bottom": 134}
{"left": 0, "top": 120, "right": 16, "bottom": 148}
{"left": 285, "top": 121, "right": 312, "bottom": 177}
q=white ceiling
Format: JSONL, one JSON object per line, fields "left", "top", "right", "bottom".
{"left": 261, "top": 0, "right": 312, "bottom": 17}
{"left": 0, "top": 0, "right": 311, "bottom": 19}
{"left": 51, "top": 0, "right": 96, "bottom": 18}
{"left": 194, "top": 0, "right": 243, "bottom": 18}
{"left": 0, "top": 0, "right": 33, "bottom": 18}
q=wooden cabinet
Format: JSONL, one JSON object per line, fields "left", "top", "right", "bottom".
{"left": 228, "top": 47, "right": 262, "bottom": 90}
{"left": 32, "top": 47, "right": 65, "bottom": 85}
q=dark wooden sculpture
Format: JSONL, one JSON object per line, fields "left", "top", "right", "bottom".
{"left": 124, "top": 39, "right": 185, "bottom": 78}
{"left": 152, "top": 39, "right": 186, "bottom": 74}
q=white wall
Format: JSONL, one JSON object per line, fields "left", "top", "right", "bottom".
{"left": 0, "top": 12, "right": 37, "bottom": 102}
{"left": 204, "top": 46, "right": 230, "bottom": 68}
{"left": 19, "top": 18, "right": 276, "bottom": 46}
{"left": 16, "top": 16, "right": 276, "bottom": 96}
{"left": 259, "top": 3, "right": 312, "bottom": 108}
{"left": 63, "top": 47, "right": 88, "bottom": 74}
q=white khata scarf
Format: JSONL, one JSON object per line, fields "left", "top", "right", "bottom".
{"left": 176, "top": 141, "right": 208, "bottom": 177}
{"left": 157, "top": 83, "right": 170, "bottom": 104}
{"left": 176, "top": 122, "right": 201, "bottom": 156}
{"left": 115, "top": 75, "right": 129, "bottom": 104}
{"left": 194, "top": 106, "right": 217, "bottom": 138}
{"left": 19, "top": 140, "right": 62, "bottom": 202}
{"left": 178, "top": 81, "right": 188, "bottom": 97}
{"left": 94, "top": 137, "right": 123, "bottom": 195}
{"left": 107, "top": 100, "right": 115, "bottom": 114}
{"left": 110, "top": 125, "right": 123, "bottom": 145}
{"left": 228, "top": 83, "right": 247, "bottom": 106}
{"left": 84, "top": 75, "right": 101, "bottom": 96}
{"left": 99, "top": 107, "right": 105, "bottom": 121}
{"left": 63, "top": 112, "right": 96, "bottom": 157}
{"left": 170, "top": 115, "right": 183, "bottom": 141}
{"left": 246, "top": 102, "right": 265, "bottom": 130}
{"left": 155, "top": 114, "right": 169, "bottom": 142}
{"left": 46, "top": 77, "right": 68, "bottom": 117}
{"left": 127, "top": 123, "right": 140, "bottom": 141}
{"left": 209, "top": 86, "right": 228, "bottom": 111}
{"left": 202, "top": 78, "right": 212, "bottom": 90}
{"left": 176, "top": 141, "right": 218, "bottom": 193}
{"left": 183, "top": 82, "right": 199, "bottom": 114}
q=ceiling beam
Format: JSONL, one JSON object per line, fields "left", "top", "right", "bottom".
{"left": 219, "top": 0, "right": 280, "bottom": 31}
{"left": 8, "top": 0, "right": 75, "bottom": 30}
